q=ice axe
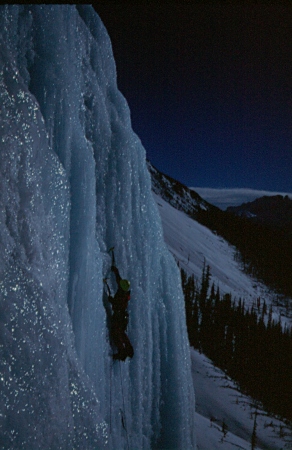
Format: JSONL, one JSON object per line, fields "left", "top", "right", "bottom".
{"left": 103, "top": 278, "right": 111, "bottom": 296}
{"left": 108, "top": 246, "right": 115, "bottom": 266}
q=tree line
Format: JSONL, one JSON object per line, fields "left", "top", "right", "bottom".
{"left": 195, "top": 207, "right": 292, "bottom": 298}
{"left": 181, "top": 263, "right": 292, "bottom": 422}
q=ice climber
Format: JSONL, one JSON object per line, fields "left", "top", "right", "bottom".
{"left": 105, "top": 248, "right": 134, "bottom": 361}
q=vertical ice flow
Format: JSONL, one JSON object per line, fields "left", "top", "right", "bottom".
{"left": 0, "top": 5, "right": 196, "bottom": 449}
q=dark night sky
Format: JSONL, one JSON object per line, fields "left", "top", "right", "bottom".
{"left": 95, "top": 2, "right": 292, "bottom": 193}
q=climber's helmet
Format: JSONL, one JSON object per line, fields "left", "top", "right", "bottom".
{"left": 120, "top": 279, "right": 130, "bottom": 292}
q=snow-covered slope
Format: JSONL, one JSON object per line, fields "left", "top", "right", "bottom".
{"left": 154, "top": 194, "right": 274, "bottom": 309}
{"left": 192, "top": 349, "right": 292, "bottom": 450}
{"left": 151, "top": 171, "right": 292, "bottom": 449}
{"left": 149, "top": 163, "right": 267, "bottom": 300}
{"left": 0, "top": 5, "right": 196, "bottom": 449}
{"left": 150, "top": 160, "right": 292, "bottom": 327}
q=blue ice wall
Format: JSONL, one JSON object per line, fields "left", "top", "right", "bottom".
{"left": 0, "top": 5, "right": 196, "bottom": 449}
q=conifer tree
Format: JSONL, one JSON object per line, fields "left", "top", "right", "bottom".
{"left": 251, "top": 410, "right": 257, "bottom": 450}
{"left": 180, "top": 261, "right": 292, "bottom": 421}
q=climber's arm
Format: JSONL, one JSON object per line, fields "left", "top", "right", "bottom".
{"left": 111, "top": 265, "right": 121, "bottom": 285}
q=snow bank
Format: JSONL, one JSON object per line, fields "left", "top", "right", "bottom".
{"left": 192, "top": 349, "right": 290, "bottom": 450}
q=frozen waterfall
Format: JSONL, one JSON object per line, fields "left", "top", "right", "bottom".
{"left": 0, "top": 5, "right": 196, "bottom": 449}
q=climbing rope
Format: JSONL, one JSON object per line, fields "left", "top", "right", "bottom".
{"left": 119, "top": 361, "right": 130, "bottom": 450}
{"left": 109, "top": 360, "right": 113, "bottom": 435}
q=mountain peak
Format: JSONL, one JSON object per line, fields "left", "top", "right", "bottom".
{"left": 227, "top": 194, "right": 292, "bottom": 228}
{"left": 148, "top": 161, "right": 217, "bottom": 217}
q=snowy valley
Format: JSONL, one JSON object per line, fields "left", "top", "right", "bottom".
{"left": 150, "top": 163, "right": 292, "bottom": 449}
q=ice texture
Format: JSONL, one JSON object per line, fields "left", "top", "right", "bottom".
{"left": 0, "top": 5, "right": 196, "bottom": 449}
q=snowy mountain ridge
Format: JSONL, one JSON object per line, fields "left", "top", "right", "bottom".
{"left": 227, "top": 194, "right": 292, "bottom": 231}
{"left": 148, "top": 161, "right": 212, "bottom": 216}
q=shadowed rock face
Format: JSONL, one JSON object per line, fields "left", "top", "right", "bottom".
{"left": 148, "top": 160, "right": 217, "bottom": 217}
